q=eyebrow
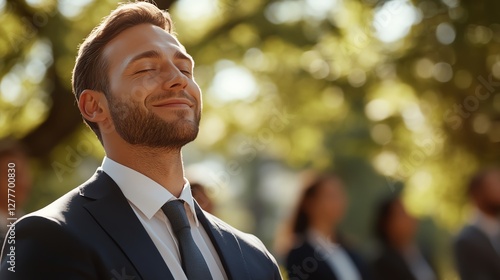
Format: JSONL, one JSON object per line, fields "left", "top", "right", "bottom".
{"left": 128, "top": 50, "right": 161, "bottom": 66}
{"left": 127, "top": 49, "right": 194, "bottom": 68}
{"left": 174, "top": 51, "right": 194, "bottom": 64}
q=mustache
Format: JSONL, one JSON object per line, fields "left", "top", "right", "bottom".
{"left": 147, "top": 90, "right": 197, "bottom": 106}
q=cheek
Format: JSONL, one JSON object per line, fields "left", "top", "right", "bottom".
{"left": 131, "top": 76, "right": 163, "bottom": 100}
{"left": 493, "top": 184, "right": 500, "bottom": 200}
{"left": 391, "top": 215, "right": 416, "bottom": 235}
{"left": 321, "top": 198, "right": 345, "bottom": 218}
{"left": 308, "top": 202, "right": 323, "bottom": 218}
{"left": 333, "top": 201, "right": 346, "bottom": 218}
{"left": 483, "top": 184, "right": 500, "bottom": 203}
{"left": 199, "top": 91, "right": 203, "bottom": 109}
{"left": 189, "top": 83, "right": 202, "bottom": 102}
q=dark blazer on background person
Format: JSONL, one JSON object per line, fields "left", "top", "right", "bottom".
{"left": 286, "top": 239, "right": 371, "bottom": 280}
{"left": 454, "top": 225, "right": 500, "bottom": 280}
{"left": 372, "top": 246, "right": 435, "bottom": 280}
{"left": 0, "top": 170, "right": 281, "bottom": 280}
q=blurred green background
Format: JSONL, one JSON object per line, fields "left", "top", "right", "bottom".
{"left": 1, "top": 0, "right": 500, "bottom": 278}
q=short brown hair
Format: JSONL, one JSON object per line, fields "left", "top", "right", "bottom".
{"left": 72, "top": 1, "right": 174, "bottom": 142}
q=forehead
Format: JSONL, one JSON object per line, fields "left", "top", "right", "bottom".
{"left": 102, "top": 23, "right": 187, "bottom": 69}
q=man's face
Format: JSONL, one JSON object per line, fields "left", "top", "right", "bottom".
{"left": 481, "top": 170, "right": 500, "bottom": 213}
{"left": 102, "top": 24, "right": 201, "bottom": 149}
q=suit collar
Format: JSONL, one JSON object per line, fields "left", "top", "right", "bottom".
{"left": 80, "top": 170, "right": 174, "bottom": 280}
{"left": 78, "top": 169, "right": 110, "bottom": 199}
{"left": 195, "top": 202, "right": 251, "bottom": 280}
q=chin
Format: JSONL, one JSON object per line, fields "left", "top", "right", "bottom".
{"left": 160, "top": 112, "right": 197, "bottom": 123}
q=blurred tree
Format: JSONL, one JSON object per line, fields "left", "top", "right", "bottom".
{"left": 1, "top": 0, "right": 500, "bottom": 277}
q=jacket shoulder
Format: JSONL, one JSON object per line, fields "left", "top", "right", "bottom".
{"left": 203, "top": 212, "right": 282, "bottom": 279}
{"left": 0, "top": 212, "right": 98, "bottom": 278}
{"left": 205, "top": 212, "right": 267, "bottom": 250}
{"left": 285, "top": 239, "right": 315, "bottom": 269}
{"left": 24, "top": 170, "right": 110, "bottom": 225}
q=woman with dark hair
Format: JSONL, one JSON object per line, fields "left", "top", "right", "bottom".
{"left": 372, "top": 194, "right": 436, "bottom": 280}
{"left": 285, "top": 174, "right": 370, "bottom": 280}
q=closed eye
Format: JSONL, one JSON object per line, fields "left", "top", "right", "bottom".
{"left": 180, "top": 70, "right": 192, "bottom": 76}
{"left": 135, "top": 69, "right": 155, "bottom": 74}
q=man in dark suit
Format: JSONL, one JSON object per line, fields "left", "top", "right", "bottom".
{"left": 454, "top": 168, "right": 500, "bottom": 280}
{"left": 372, "top": 194, "right": 436, "bottom": 280}
{"left": 286, "top": 237, "right": 370, "bottom": 280}
{"left": 0, "top": 2, "right": 281, "bottom": 279}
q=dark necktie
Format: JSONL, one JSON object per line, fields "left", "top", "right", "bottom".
{"left": 161, "top": 199, "right": 213, "bottom": 280}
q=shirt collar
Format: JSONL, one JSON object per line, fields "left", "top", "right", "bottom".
{"left": 307, "top": 229, "right": 338, "bottom": 250}
{"left": 100, "top": 156, "right": 199, "bottom": 226}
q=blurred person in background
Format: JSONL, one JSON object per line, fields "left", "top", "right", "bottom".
{"left": 454, "top": 168, "right": 500, "bottom": 280}
{"left": 372, "top": 194, "right": 436, "bottom": 280}
{"left": 0, "top": 138, "right": 32, "bottom": 245}
{"left": 191, "top": 182, "right": 214, "bottom": 214}
{"left": 285, "top": 174, "right": 371, "bottom": 280}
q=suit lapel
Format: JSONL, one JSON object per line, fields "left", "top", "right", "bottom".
{"left": 195, "top": 203, "right": 251, "bottom": 280}
{"left": 81, "top": 170, "right": 174, "bottom": 280}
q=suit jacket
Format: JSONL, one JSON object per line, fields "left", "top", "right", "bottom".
{"left": 286, "top": 239, "right": 370, "bottom": 280}
{"left": 454, "top": 225, "right": 500, "bottom": 280}
{"left": 372, "top": 245, "right": 436, "bottom": 280}
{"left": 0, "top": 170, "right": 281, "bottom": 280}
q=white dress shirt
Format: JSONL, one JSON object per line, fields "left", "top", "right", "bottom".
{"left": 101, "top": 157, "right": 227, "bottom": 280}
{"left": 307, "top": 230, "right": 361, "bottom": 280}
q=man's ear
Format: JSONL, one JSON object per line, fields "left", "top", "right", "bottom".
{"left": 78, "top": 90, "right": 108, "bottom": 123}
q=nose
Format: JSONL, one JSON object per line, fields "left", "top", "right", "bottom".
{"left": 161, "top": 67, "right": 188, "bottom": 90}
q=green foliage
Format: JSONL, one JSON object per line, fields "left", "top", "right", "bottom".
{"left": 1, "top": 0, "right": 499, "bottom": 277}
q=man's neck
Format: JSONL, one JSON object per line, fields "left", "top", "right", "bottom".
{"left": 477, "top": 205, "right": 500, "bottom": 219}
{"left": 106, "top": 145, "right": 186, "bottom": 197}
{"left": 389, "top": 237, "right": 414, "bottom": 253}
{"left": 309, "top": 220, "right": 337, "bottom": 242}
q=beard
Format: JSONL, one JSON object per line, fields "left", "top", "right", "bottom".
{"left": 108, "top": 93, "right": 200, "bottom": 150}
{"left": 484, "top": 202, "right": 500, "bottom": 216}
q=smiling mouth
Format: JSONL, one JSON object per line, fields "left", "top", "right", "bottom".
{"left": 152, "top": 98, "right": 194, "bottom": 108}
